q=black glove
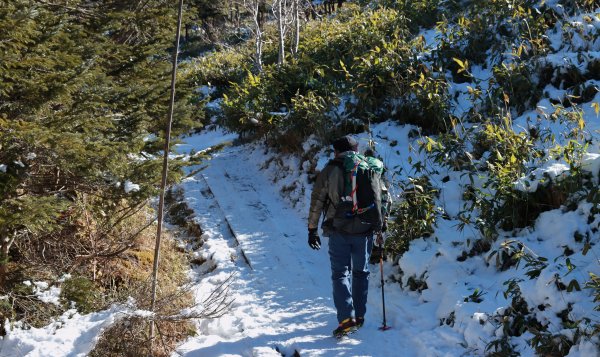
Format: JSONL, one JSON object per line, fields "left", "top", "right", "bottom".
{"left": 308, "top": 228, "right": 321, "bottom": 250}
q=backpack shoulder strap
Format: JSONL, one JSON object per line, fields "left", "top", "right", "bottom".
{"left": 328, "top": 158, "right": 344, "bottom": 169}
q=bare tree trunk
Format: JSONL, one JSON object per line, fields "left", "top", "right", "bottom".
{"left": 277, "top": 0, "right": 285, "bottom": 65}
{"left": 291, "top": 0, "right": 299, "bottom": 57}
{"left": 239, "top": 0, "right": 264, "bottom": 71}
{"left": 253, "top": 0, "right": 264, "bottom": 72}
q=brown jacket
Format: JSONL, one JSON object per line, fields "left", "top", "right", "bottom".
{"left": 308, "top": 152, "right": 391, "bottom": 235}
{"left": 307, "top": 156, "right": 345, "bottom": 235}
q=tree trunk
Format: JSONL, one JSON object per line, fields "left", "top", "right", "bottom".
{"left": 0, "top": 231, "right": 15, "bottom": 288}
{"left": 291, "top": 0, "right": 299, "bottom": 57}
{"left": 0, "top": 244, "right": 7, "bottom": 288}
{"left": 277, "top": 0, "right": 285, "bottom": 66}
{"left": 254, "top": 1, "right": 264, "bottom": 72}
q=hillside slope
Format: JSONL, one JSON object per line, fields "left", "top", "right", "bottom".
{"left": 185, "top": 1, "right": 600, "bottom": 354}
{"left": 175, "top": 120, "right": 599, "bottom": 356}
{"left": 175, "top": 125, "right": 473, "bottom": 356}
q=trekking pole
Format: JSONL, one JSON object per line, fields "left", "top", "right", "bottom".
{"left": 378, "top": 232, "right": 391, "bottom": 331}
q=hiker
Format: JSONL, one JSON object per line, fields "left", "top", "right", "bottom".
{"left": 307, "top": 135, "right": 389, "bottom": 338}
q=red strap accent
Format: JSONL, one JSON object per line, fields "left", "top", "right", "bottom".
{"left": 351, "top": 160, "right": 360, "bottom": 213}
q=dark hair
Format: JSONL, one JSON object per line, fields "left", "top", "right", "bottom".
{"left": 332, "top": 135, "right": 358, "bottom": 152}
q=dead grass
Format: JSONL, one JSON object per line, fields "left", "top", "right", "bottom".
{"left": 1, "top": 193, "right": 202, "bottom": 356}
{"left": 89, "top": 254, "right": 197, "bottom": 357}
{"left": 89, "top": 316, "right": 196, "bottom": 357}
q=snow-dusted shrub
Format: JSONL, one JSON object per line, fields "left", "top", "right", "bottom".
{"left": 221, "top": 63, "right": 337, "bottom": 151}
{"left": 219, "top": 5, "right": 424, "bottom": 148}
{"left": 586, "top": 272, "right": 600, "bottom": 320}
{"left": 90, "top": 315, "right": 195, "bottom": 357}
{"left": 386, "top": 176, "right": 441, "bottom": 257}
{"left": 434, "top": 0, "right": 550, "bottom": 66}
{"left": 375, "top": 0, "right": 446, "bottom": 32}
{"left": 60, "top": 276, "right": 103, "bottom": 314}
{"left": 492, "top": 62, "right": 542, "bottom": 115}
{"left": 89, "top": 238, "right": 198, "bottom": 357}
{"left": 0, "top": 282, "right": 62, "bottom": 335}
{"left": 559, "top": 0, "right": 599, "bottom": 15}
{"left": 190, "top": 49, "right": 250, "bottom": 94}
{"left": 402, "top": 66, "right": 452, "bottom": 133}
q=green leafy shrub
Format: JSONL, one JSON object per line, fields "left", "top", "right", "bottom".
{"left": 558, "top": 0, "right": 599, "bottom": 15}
{"left": 189, "top": 49, "right": 251, "bottom": 94}
{"left": 216, "top": 4, "right": 449, "bottom": 148}
{"left": 386, "top": 176, "right": 441, "bottom": 257}
{"left": 492, "top": 62, "right": 542, "bottom": 115}
{"left": 60, "top": 276, "right": 104, "bottom": 314}
{"left": 403, "top": 66, "right": 451, "bottom": 133}
{"left": 377, "top": 0, "right": 446, "bottom": 32}
{"left": 470, "top": 118, "right": 538, "bottom": 233}
{"left": 347, "top": 33, "right": 412, "bottom": 114}
{"left": 435, "top": 0, "right": 548, "bottom": 68}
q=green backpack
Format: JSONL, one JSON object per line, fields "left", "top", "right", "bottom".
{"left": 332, "top": 152, "right": 384, "bottom": 235}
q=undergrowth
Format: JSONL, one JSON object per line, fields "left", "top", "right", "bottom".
{"left": 1, "top": 194, "right": 201, "bottom": 356}
{"left": 191, "top": 0, "right": 600, "bottom": 354}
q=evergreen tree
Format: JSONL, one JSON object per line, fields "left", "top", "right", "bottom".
{"left": 0, "top": 0, "right": 202, "bottom": 285}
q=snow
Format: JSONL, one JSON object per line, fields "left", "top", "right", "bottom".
{"left": 32, "top": 282, "right": 61, "bottom": 306}
{"left": 3, "top": 122, "right": 598, "bottom": 356}
{"left": 0, "top": 307, "right": 125, "bottom": 357}
{"left": 123, "top": 180, "right": 140, "bottom": 193}
{"left": 171, "top": 124, "right": 599, "bottom": 357}
{"left": 197, "top": 85, "right": 216, "bottom": 98}
{"left": 176, "top": 126, "right": 237, "bottom": 154}
{"left": 1, "top": 3, "right": 599, "bottom": 357}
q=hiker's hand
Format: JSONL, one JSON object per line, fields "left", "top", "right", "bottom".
{"left": 308, "top": 228, "right": 321, "bottom": 250}
{"left": 381, "top": 219, "right": 388, "bottom": 233}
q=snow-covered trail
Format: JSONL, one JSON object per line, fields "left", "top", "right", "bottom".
{"left": 175, "top": 143, "right": 464, "bottom": 357}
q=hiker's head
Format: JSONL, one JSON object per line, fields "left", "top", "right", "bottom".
{"left": 332, "top": 135, "right": 358, "bottom": 155}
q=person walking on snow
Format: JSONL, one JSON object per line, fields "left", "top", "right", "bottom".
{"left": 307, "top": 135, "right": 389, "bottom": 338}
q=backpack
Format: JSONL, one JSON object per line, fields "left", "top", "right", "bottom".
{"left": 332, "top": 152, "right": 384, "bottom": 235}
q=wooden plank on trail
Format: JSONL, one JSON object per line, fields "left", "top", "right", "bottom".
{"left": 201, "top": 174, "right": 254, "bottom": 270}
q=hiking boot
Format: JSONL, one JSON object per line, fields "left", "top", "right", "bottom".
{"left": 332, "top": 318, "right": 357, "bottom": 338}
{"left": 355, "top": 317, "right": 365, "bottom": 328}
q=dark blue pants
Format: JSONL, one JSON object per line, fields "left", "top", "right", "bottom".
{"left": 328, "top": 230, "right": 374, "bottom": 323}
